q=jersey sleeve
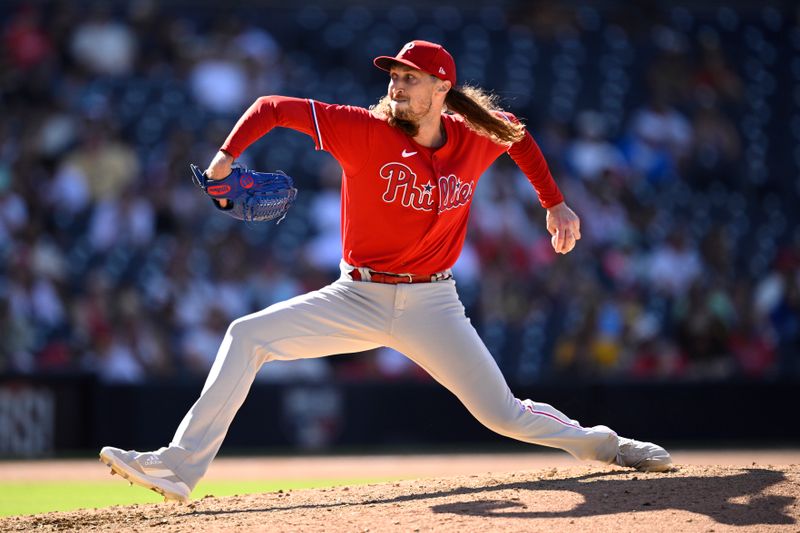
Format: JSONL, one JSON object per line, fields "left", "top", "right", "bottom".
{"left": 500, "top": 112, "right": 565, "bottom": 209}
{"left": 220, "top": 96, "right": 371, "bottom": 174}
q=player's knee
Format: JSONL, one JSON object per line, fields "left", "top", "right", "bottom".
{"left": 226, "top": 310, "right": 287, "bottom": 358}
{"left": 475, "top": 408, "right": 524, "bottom": 438}
{"left": 226, "top": 315, "right": 262, "bottom": 344}
{"left": 226, "top": 317, "right": 246, "bottom": 339}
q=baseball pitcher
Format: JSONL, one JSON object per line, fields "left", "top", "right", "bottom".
{"left": 100, "top": 40, "right": 672, "bottom": 502}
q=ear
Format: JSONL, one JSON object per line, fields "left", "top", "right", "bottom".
{"left": 438, "top": 80, "right": 452, "bottom": 93}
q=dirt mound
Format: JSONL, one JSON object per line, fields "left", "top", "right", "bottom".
{"left": 2, "top": 464, "right": 798, "bottom": 532}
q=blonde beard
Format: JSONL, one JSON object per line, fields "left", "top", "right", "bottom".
{"left": 390, "top": 98, "right": 432, "bottom": 122}
{"left": 371, "top": 95, "right": 422, "bottom": 137}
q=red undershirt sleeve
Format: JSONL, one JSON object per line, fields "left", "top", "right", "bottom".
{"left": 502, "top": 113, "right": 565, "bottom": 209}
{"left": 220, "top": 96, "right": 372, "bottom": 175}
{"left": 220, "top": 96, "right": 317, "bottom": 159}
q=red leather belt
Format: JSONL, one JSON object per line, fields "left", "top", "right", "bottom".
{"left": 349, "top": 269, "right": 447, "bottom": 284}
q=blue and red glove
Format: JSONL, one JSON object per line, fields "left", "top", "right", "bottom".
{"left": 190, "top": 164, "right": 297, "bottom": 223}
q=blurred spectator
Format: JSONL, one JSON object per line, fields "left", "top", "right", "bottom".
{"left": 692, "top": 29, "right": 743, "bottom": 105}
{"left": 119, "top": 317, "right": 171, "bottom": 377}
{"left": 589, "top": 295, "right": 626, "bottom": 374}
{"left": 565, "top": 111, "right": 627, "bottom": 182}
{"left": 728, "top": 281, "right": 776, "bottom": 377}
{"left": 304, "top": 160, "right": 343, "bottom": 274}
{"left": 567, "top": 179, "right": 631, "bottom": 248}
{"left": 2, "top": 4, "right": 52, "bottom": 71}
{"left": 82, "top": 329, "right": 146, "bottom": 384}
{"left": 87, "top": 190, "right": 155, "bottom": 251}
{"left": 36, "top": 102, "right": 80, "bottom": 161}
{"left": 452, "top": 240, "right": 481, "bottom": 286}
{"left": 757, "top": 245, "right": 800, "bottom": 376}
{"left": 674, "top": 281, "right": 736, "bottom": 378}
{"left": 647, "top": 230, "right": 703, "bottom": 296}
{"left": 70, "top": 5, "right": 136, "bottom": 76}
{"left": 6, "top": 256, "right": 65, "bottom": 333}
{"left": 0, "top": 297, "right": 37, "bottom": 374}
{"left": 622, "top": 92, "right": 693, "bottom": 183}
{"left": 62, "top": 121, "right": 139, "bottom": 201}
{"left": 472, "top": 165, "right": 538, "bottom": 246}
{"left": 187, "top": 18, "right": 271, "bottom": 115}
{"left": 233, "top": 23, "right": 285, "bottom": 99}
{"left": 189, "top": 49, "right": 249, "bottom": 114}
{"left": 647, "top": 25, "right": 692, "bottom": 106}
{"left": 181, "top": 305, "right": 229, "bottom": 375}
{"left": 249, "top": 259, "right": 305, "bottom": 310}
{"left": 687, "top": 100, "right": 741, "bottom": 188}
{"left": 0, "top": 171, "right": 28, "bottom": 243}
{"left": 629, "top": 332, "right": 685, "bottom": 379}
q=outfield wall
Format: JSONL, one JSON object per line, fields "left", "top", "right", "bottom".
{"left": 0, "top": 377, "right": 798, "bottom": 457}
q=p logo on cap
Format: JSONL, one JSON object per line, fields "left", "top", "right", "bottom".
{"left": 373, "top": 40, "right": 457, "bottom": 86}
{"left": 400, "top": 42, "right": 415, "bottom": 54}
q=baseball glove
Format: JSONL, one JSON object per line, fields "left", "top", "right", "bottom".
{"left": 190, "top": 164, "right": 298, "bottom": 223}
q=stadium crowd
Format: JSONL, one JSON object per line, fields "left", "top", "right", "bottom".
{"left": 1, "top": 2, "right": 798, "bottom": 384}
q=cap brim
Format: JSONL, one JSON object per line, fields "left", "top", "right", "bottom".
{"left": 373, "top": 56, "right": 427, "bottom": 74}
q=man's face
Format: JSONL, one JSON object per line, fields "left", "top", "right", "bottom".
{"left": 387, "top": 64, "right": 439, "bottom": 122}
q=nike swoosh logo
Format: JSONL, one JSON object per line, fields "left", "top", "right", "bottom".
{"left": 401, "top": 150, "right": 417, "bottom": 158}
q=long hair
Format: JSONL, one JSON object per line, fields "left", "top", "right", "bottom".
{"left": 370, "top": 84, "right": 526, "bottom": 144}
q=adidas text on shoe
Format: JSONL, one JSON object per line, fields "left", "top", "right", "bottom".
{"left": 615, "top": 437, "right": 674, "bottom": 472}
{"left": 99, "top": 446, "right": 191, "bottom": 502}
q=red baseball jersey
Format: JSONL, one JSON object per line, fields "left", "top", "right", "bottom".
{"left": 221, "top": 96, "right": 563, "bottom": 275}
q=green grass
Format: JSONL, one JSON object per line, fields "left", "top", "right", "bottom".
{"left": 0, "top": 477, "right": 397, "bottom": 517}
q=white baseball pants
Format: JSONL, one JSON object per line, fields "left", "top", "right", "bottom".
{"left": 157, "top": 261, "right": 619, "bottom": 489}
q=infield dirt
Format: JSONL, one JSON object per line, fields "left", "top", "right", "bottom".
{"left": 1, "top": 452, "right": 798, "bottom": 532}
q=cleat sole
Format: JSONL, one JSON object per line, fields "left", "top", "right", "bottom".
{"left": 99, "top": 451, "right": 189, "bottom": 503}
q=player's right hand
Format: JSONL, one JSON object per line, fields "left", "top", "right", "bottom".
{"left": 546, "top": 202, "right": 581, "bottom": 254}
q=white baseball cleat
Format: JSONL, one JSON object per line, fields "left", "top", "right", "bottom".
{"left": 99, "top": 446, "right": 191, "bottom": 502}
{"left": 614, "top": 437, "right": 674, "bottom": 472}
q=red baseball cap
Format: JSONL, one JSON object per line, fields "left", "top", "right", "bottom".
{"left": 374, "top": 40, "right": 457, "bottom": 86}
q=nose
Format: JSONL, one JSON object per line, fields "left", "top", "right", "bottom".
{"left": 389, "top": 77, "right": 406, "bottom": 94}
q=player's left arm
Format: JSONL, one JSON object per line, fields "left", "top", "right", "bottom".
{"left": 501, "top": 112, "right": 580, "bottom": 254}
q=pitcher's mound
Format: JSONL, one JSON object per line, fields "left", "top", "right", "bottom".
{"left": 3, "top": 464, "right": 798, "bottom": 532}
